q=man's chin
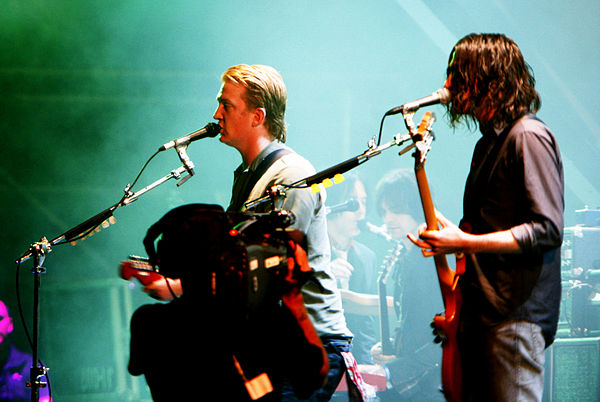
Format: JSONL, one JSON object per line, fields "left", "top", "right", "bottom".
{"left": 218, "top": 135, "right": 233, "bottom": 147}
{"left": 349, "top": 222, "right": 361, "bottom": 237}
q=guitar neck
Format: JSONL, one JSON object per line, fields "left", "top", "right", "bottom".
{"left": 378, "top": 279, "right": 394, "bottom": 355}
{"left": 414, "top": 165, "right": 456, "bottom": 292}
{"left": 415, "top": 166, "right": 439, "bottom": 231}
{"left": 378, "top": 243, "right": 402, "bottom": 355}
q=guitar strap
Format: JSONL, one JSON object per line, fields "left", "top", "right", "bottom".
{"left": 227, "top": 147, "right": 291, "bottom": 212}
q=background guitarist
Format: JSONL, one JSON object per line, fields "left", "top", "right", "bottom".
{"left": 368, "top": 169, "right": 445, "bottom": 401}
{"left": 407, "top": 33, "right": 564, "bottom": 401}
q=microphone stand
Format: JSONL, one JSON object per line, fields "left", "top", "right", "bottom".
{"left": 16, "top": 154, "right": 196, "bottom": 401}
{"left": 244, "top": 132, "right": 417, "bottom": 211}
{"left": 26, "top": 241, "right": 49, "bottom": 402}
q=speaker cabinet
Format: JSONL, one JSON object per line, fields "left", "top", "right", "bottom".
{"left": 559, "top": 226, "right": 600, "bottom": 338}
{"left": 543, "top": 337, "right": 600, "bottom": 401}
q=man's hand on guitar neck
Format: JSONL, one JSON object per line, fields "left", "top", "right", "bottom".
{"left": 143, "top": 277, "right": 183, "bottom": 301}
{"left": 407, "top": 210, "right": 467, "bottom": 257}
{"left": 407, "top": 209, "right": 521, "bottom": 256}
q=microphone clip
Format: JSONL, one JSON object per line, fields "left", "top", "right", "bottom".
{"left": 175, "top": 144, "right": 195, "bottom": 187}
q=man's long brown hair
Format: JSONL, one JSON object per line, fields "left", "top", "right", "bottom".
{"left": 445, "top": 33, "right": 541, "bottom": 129}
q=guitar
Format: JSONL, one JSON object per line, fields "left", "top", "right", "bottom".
{"left": 406, "top": 112, "right": 465, "bottom": 402}
{"left": 377, "top": 242, "right": 403, "bottom": 355}
{"left": 119, "top": 256, "right": 164, "bottom": 286}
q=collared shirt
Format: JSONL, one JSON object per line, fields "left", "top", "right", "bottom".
{"left": 461, "top": 114, "right": 564, "bottom": 346}
{"left": 227, "top": 142, "right": 290, "bottom": 212}
{"left": 231, "top": 141, "right": 352, "bottom": 339}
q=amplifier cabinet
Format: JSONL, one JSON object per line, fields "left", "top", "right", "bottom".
{"left": 40, "top": 279, "right": 151, "bottom": 401}
{"left": 543, "top": 337, "right": 600, "bottom": 402}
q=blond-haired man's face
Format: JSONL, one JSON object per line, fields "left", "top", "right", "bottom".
{"left": 213, "top": 82, "right": 256, "bottom": 151}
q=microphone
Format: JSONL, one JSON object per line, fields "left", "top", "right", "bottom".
{"left": 385, "top": 88, "right": 451, "bottom": 116}
{"left": 158, "top": 122, "right": 221, "bottom": 152}
{"left": 325, "top": 198, "right": 360, "bottom": 215}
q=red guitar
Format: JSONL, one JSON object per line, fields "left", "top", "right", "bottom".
{"left": 119, "top": 256, "right": 163, "bottom": 286}
{"left": 407, "top": 112, "right": 465, "bottom": 402}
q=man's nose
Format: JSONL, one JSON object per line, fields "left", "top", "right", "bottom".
{"left": 213, "top": 105, "right": 223, "bottom": 120}
{"left": 382, "top": 210, "right": 393, "bottom": 225}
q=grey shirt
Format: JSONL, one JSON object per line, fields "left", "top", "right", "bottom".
{"left": 237, "top": 141, "right": 352, "bottom": 339}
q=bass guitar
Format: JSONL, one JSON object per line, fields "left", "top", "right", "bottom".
{"left": 378, "top": 242, "right": 403, "bottom": 355}
{"left": 405, "top": 111, "right": 465, "bottom": 402}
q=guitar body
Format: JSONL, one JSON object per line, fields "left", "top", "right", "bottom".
{"left": 409, "top": 113, "right": 464, "bottom": 402}
{"left": 430, "top": 253, "right": 464, "bottom": 402}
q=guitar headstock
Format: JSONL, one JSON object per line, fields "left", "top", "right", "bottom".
{"left": 379, "top": 241, "right": 404, "bottom": 285}
{"left": 119, "top": 256, "right": 162, "bottom": 286}
{"left": 409, "top": 112, "right": 436, "bottom": 169}
{"left": 417, "top": 112, "right": 435, "bottom": 137}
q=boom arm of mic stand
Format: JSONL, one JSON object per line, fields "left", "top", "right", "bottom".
{"left": 298, "top": 132, "right": 413, "bottom": 186}
{"left": 244, "top": 132, "right": 414, "bottom": 210}
{"left": 15, "top": 205, "right": 116, "bottom": 264}
{"left": 120, "top": 164, "right": 191, "bottom": 205}
{"left": 16, "top": 162, "right": 193, "bottom": 264}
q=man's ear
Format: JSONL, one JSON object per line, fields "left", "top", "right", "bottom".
{"left": 252, "top": 107, "right": 267, "bottom": 127}
{"left": 7, "top": 317, "right": 14, "bottom": 335}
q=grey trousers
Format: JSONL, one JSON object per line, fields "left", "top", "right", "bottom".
{"left": 460, "top": 320, "right": 546, "bottom": 402}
